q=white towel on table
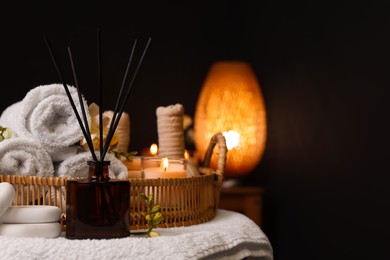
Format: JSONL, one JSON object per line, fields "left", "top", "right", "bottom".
{"left": 0, "top": 84, "right": 89, "bottom": 161}
{"left": 56, "top": 152, "right": 128, "bottom": 179}
{"left": 0, "top": 210, "right": 273, "bottom": 260}
{"left": 0, "top": 138, "right": 54, "bottom": 177}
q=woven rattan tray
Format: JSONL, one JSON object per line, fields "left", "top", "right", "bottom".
{"left": 0, "top": 133, "right": 227, "bottom": 231}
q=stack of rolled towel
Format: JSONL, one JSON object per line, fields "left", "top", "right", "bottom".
{"left": 0, "top": 182, "right": 62, "bottom": 238}
{"left": 0, "top": 84, "right": 128, "bottom": 180}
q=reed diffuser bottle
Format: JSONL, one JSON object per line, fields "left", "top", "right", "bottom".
{"left": 66, "top": 161, "right": 130, "bottom": 239}
{"left": 44, "top": 30, "right": 151, "bottom": 239}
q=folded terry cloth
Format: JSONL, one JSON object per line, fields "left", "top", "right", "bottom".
{"left": 56, "top": 152, "right": 128, "bottom": 179}
{"left": 0, "top": 138, "right": 54, "bottom": 177}
{"left": 0, "top": 84, "right": 89, "bottom": 160}
{"left": 0, "top": 210, "right": 273, "bottom": 259}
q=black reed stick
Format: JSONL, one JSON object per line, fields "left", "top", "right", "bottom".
{"left": 97, "top": 29, "right": 103, "bottom": 160}
{"left": 101, "top": 37, "right": 152, "bottom": 160}
{"left": 67, "top": 46, "right": 98, "bottom": 161}
{"left": 105, "top": 39, "right": 137, "bottom": 150}
{"left": 44, "top": 36, "right": 99, "bottom": 162}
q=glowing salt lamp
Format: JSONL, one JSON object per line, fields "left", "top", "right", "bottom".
{"left": 194, "top": 61, "right": 267, "bottom": 176}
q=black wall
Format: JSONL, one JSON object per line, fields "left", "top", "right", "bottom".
{"left": 2, "top": 1, "right": 389, "bottom": 259}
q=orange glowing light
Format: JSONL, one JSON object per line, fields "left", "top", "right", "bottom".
{"left": 150, "top": 143, "right": 158, "bottom": 156}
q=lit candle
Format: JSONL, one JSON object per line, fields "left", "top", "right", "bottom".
{"left": 150, "top": 143, "right": 158, "bottom": 156}
{"left": 144, "top": 157, "right": 187, "bottom": 179}
{"left": 183, "top": 149, "right": 199, "bottom": 168}
{"left": 141, "top": 143, "right": 159, "bottom": 157}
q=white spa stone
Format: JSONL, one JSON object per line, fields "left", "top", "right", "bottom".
{"left": 0, "top": 182, "right": 15, "bottom": 217}
{"left": 0, "top": 205, "right": 60, "bottom": 224}
{"left": 0, "top": 222, "right": 62, "bottom": 238}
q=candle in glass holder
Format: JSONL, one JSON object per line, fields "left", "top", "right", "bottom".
{"left": 123, "top": 156, "right": 142, "bottom": 178}
{"left": 143, "top": 157, "right": 187, "bottom": 179}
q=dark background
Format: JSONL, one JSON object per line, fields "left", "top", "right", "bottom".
{"left": 2, "top": 1, "right": 389, "bottom": 259}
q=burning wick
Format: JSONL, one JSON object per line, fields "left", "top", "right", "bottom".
{"left": 162, "top": 157, "right": 169, "bottom": 172}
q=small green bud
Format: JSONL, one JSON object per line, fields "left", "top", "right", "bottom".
{"left": 145, "top": 214, "right": 152, "bottom": 222}
{"left": 152, "top": 212, "right": 162, "bottom": 226}
{"left": 149, "top": 205, "right": 161, "bottom": 214}
{"left": 147, "top": 193, "right": 154, "bottom": 210}
{"left": 147, "top": 231, "right": 160, "bottom": 237}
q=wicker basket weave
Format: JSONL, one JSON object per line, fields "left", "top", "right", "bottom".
{"left": 0, "top": 133, "right": 227, "bottom": 231}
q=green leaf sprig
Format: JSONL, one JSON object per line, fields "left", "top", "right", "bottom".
{"left": 111, "top": 150, "right": 138, "bottom": 161}
{"left": 140, "top": 193, "right": 162, "bottom": 237}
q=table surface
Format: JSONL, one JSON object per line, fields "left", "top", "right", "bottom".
{"left": 219, "top": 186, "right": 264, "bottom": 225}
{"left": 0, "top": 209, "right": 273, "bottom": 260}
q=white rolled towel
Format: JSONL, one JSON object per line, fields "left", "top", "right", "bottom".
{"left": 0, "top": 84, "right": 89, "bottom": 161}
{"left": 56, "top": 152, "right": 128, "bottom": 179}
{"left": 0, "top": 138, "right": 54, "bottom": 177}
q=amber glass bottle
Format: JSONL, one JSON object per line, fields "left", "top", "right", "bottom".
{"left": 66, "top": 161, "right": 130, "bottom": 239}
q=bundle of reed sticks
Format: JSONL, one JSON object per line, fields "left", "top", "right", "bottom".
{"left": 44, "top": 31, "right": 151, "bottom": 175}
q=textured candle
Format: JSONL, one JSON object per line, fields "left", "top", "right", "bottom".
{"left": 156, "top": 104, "right": 185, "bottom": 159}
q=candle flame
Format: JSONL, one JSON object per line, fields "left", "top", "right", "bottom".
{"left": 222, "top": 130, "right": 240, "bottom": 150}
{"left": 184, "top": 150, "right": 189, "bottom": 160}
{"left": 150, "top": 143, "right": 158, "bottom": 156}
{"left": 162, "top": 157, "right": 169, "bottom": 172}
